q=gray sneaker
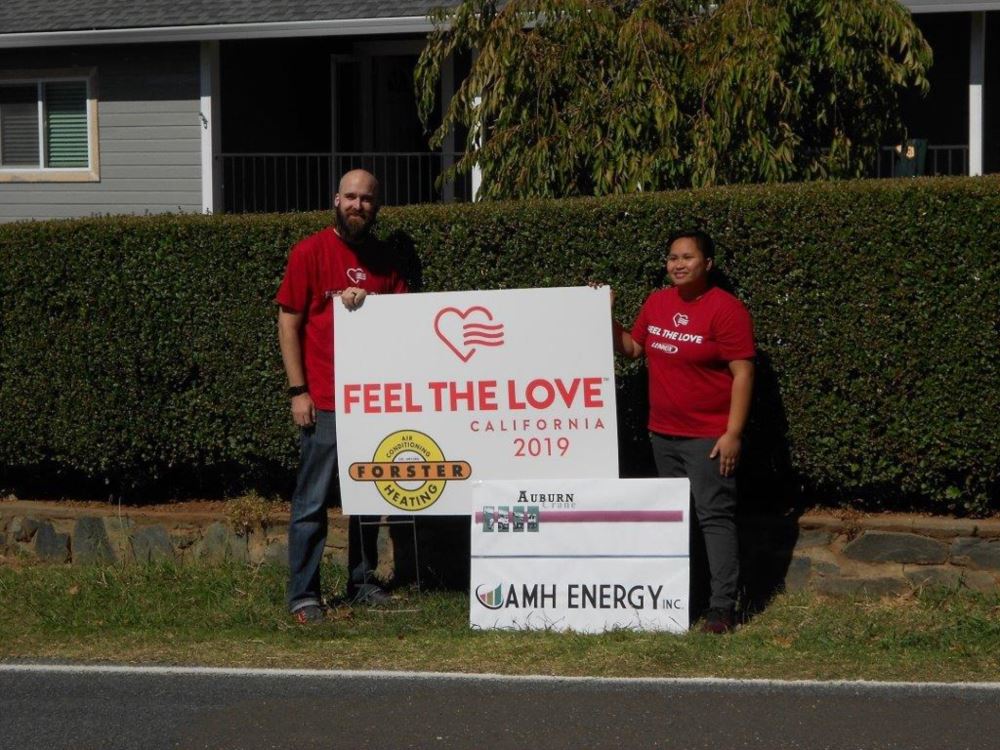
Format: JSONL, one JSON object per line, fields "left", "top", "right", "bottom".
{"left": 292, "top": 604, "right": 325, "bottom": 625}
{"left": 349, "top": 583, "right": 392, "bottom": 605}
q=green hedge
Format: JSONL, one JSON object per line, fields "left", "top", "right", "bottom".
{"left": 1, "top": 177, "right": 998, "bottom": 513}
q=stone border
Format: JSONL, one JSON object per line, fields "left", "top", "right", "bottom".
{"left": 742, "top": 511, "right": 1000, "bottom": 597}
{"left": 3, "top": 501, "right": 999, "bottom": 596}
{"left": 0, "top": 500, "right": 348, "bottom": 569}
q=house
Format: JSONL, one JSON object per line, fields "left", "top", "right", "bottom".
{"left": 0, "top": 1, "right": 996, "bottom": 222}
{"left": 0, "top": 1, "right": 466, "bottom": 221}
{"left": 887, "top": 2, "right": 1000, "bottom": 177}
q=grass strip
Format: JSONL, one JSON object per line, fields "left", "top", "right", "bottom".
{"left": 1, "top": 558, "right": 998, "bottom": 682}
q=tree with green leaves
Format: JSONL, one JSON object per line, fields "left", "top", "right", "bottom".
{"left": 416, "top": 0, "right": 932, "bottom": 199}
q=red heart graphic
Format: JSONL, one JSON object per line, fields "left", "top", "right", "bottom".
{"left": 434, "top": 306, "right": 503, "bottom": 362}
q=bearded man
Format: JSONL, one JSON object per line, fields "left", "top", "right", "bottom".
{"left": 276, "top": 169, "right": 408, "bottom": 624}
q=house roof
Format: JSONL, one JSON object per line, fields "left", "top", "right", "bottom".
{"left": 3, "top": 0, "right": 999, "bottom": 34}
{"left": 0, "top": 2, "right": 454, "bottom": 34}
{"left": 1, "top": 0, "right": 997, "bottom": 47}
{"left": 902, "top": 0, "right": 1000, "bottom": 11}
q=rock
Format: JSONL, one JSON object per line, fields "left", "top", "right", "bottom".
{"left": 103, "top": 517, "right": 135, "bottom": 562}
{"left": 34, "top": 522, "right": 70, "bottom": 563}
{"left": 12, "top": 516, "right": 41, "bottom": 543}
{"left": 842, "top": 531, "right": 947, "bottom": 565}
{"left": 247, "top": 530, "right": 270, "bottom": 564}
{"left": 72, "top": 516, "right": 117, "bottom": 565}
{"left": 132, "top": 526, "right": 175, "bottom": 564}
{"left": 813, "top": 561, "right": 842, "bottom": 576}
{"left": 171, "top": 529, "right": 201, "bottom": 551}
{"left": 193, "top": 522, "right": 248, "bottom": 564}
{"left": 905, "top": 565, "right": 996, "bottom": 593}
{"left": 262, "top": 542, "right": 289, "bottom": 568}
{"left": 794, "top": 529, "right": 833, "bottom": 550}
{"left": 784, "top": 556, "right": 811, "bottom": 592}
{"left": 950, "top": 538, "right": 1000, "bottom": 571}
{"left": 814, "top": 576, "right": 909, "bottom": 598}
{"left": 0, "top": 531, "right": 6, "bottom": 549}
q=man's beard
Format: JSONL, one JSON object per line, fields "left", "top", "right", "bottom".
{"left": 335, "top": 205, "right": 375, "bottom": 243}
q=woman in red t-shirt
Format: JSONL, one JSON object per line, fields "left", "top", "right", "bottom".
{"left": 612, "top": 230, "right": 755, "bottom": 634}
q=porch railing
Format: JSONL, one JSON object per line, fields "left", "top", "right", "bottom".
{"left": 221, "top": 152, "right": 470, "bottom": 214}
{"left": 874, "top": 144, "right": 969, "bottom": 178}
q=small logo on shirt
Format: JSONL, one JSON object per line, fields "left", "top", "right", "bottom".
{"left": 650, "top": 342, "right": 679, "bottom": 354}
{"left": 672, "top": 313, "right": 689, "bottom": 327}
{"left": 346, "top": 268, "right": 368, "bottom": 284}
{"left": 434, "top": 306, "right": 506, "bottom": 362}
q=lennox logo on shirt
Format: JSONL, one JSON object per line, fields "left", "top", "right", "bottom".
{"left": 650, "top": 342, "right": 679, "bottom": 354}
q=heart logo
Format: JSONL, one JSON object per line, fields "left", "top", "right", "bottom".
{"left": 434, "top": 306, "right": 505, "bottom": 362}
{"left": 672, "top": 312, "right": 689, "bottom": 327}
{"left": 346, "top": 268, "right": 367, "bottom": 285}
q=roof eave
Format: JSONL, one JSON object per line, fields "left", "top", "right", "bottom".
{"left": 902, "top": 1, "right": 1000, "bottom": 11}
{"left": 0, "top": 16, "right": 436, "bottom": 49}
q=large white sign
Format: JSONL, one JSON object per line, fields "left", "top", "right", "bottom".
{"left": 470, "top": 478, "right": 690, "bottom": 633}
{"left": 334, "top": 287, "right": 619, "bottom": 515}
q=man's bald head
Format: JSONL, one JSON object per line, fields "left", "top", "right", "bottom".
{"left": 338, "top": 169, "right": 380, "bottom": 201}
{"left": 334, "top": 170, "right": 380, "bottom": 243}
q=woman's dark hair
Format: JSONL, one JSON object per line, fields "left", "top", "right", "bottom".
{"left": 666, "top": 229, "right": 715, "bottom": 261}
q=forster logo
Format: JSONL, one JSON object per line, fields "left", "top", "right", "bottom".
{"left": 673, "top": 312, "right": 689, "bottom": 327}
{"left": 348, "top": 430, "right": 472, "bottom": 511}
{"left": 476, "top": 583, "right": 506, "bottom": 610}
{"left": 346, "top": 268, "right": 368, "bottom": 284}
{"left": 434, "top": 306, "right": 505, "bottom": 362}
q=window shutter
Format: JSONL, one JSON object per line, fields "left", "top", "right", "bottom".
{"left": 0, "top": 85, "right": 40, "bottom": 167}
{"left": 45, "top": 82, "right": 88, "bottom": 168}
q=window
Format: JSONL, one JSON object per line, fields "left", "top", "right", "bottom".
{"left": 0, "top": 70, "right": 99, "bottom": 181}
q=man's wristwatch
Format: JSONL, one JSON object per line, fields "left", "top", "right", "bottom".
{"left": 287, "top": 384, "right": 308, "bottom": 398}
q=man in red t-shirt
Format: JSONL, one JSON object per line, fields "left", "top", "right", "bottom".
{"left": 612, "top": 230, "right": 755, "bottom": 635}
{"left": 276, "top": 169, "right": 407, "bottom": 624}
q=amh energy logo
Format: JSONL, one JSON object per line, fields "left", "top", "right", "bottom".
{"left": 348, "top": 430, "right": 471, "bottom": 511}
{"left": 476, "top": 583, "right": 506, "bottom": 610}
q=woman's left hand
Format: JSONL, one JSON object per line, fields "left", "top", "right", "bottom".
{"left": 709, "top": 432, "right": 742, "bottom": 477}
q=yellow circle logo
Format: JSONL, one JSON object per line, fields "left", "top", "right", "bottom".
{"left": 348, "top": 430, "right": 472, "bottom": 511}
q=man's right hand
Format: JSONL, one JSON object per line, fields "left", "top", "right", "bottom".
{"left": 291, "top": 392, "right": 316, "bottom": 427}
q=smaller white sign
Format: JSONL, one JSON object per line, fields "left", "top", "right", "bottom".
{"left": 470, "top": 478, "right": 690, "bottom": 634}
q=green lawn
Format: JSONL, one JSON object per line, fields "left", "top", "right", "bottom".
{"left": 1, "top": 558, "right": 998, "bottom": 681}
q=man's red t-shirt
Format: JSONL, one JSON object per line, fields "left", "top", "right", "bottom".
{"left": 275, "top": 228, "right": 407, "bottom": 411}
{"left": 631, "top": 286, "right": 755, "bottom": 438}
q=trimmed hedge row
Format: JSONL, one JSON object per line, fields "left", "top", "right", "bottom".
{"left": 1, "top": 177, "right": 998, "bottom": 512}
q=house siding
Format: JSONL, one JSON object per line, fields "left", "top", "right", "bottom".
{"left": 0, "top": 43, "right": 202, "bottom": 222}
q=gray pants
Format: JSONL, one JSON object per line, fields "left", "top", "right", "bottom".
{"left": 650, "top": 433, "right": 739, "bottom": 611}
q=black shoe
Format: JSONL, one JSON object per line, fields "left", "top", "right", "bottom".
{"left": 700, "top": 607, "right": 735, "bottom": 634}
{"left": 349, "top": 583, "right": 392, "bottom": 605}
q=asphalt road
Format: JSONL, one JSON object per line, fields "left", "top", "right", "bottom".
{"left": 2, "top": 664, "right": 998, "bottom": 750}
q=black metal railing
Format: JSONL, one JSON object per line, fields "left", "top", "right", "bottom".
{"left": 874, "top": 144, "right": 969, "bottom": 178}
{"left": 221, "top": 152, "right": 470, "bottom": 214}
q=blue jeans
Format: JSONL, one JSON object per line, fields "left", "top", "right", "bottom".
{"left": 287, "top": 410, "right": 380, "bottom": 612}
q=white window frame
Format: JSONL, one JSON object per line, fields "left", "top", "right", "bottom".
{"left": 0, "top": 68, "right": 100, "bottom": 183}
